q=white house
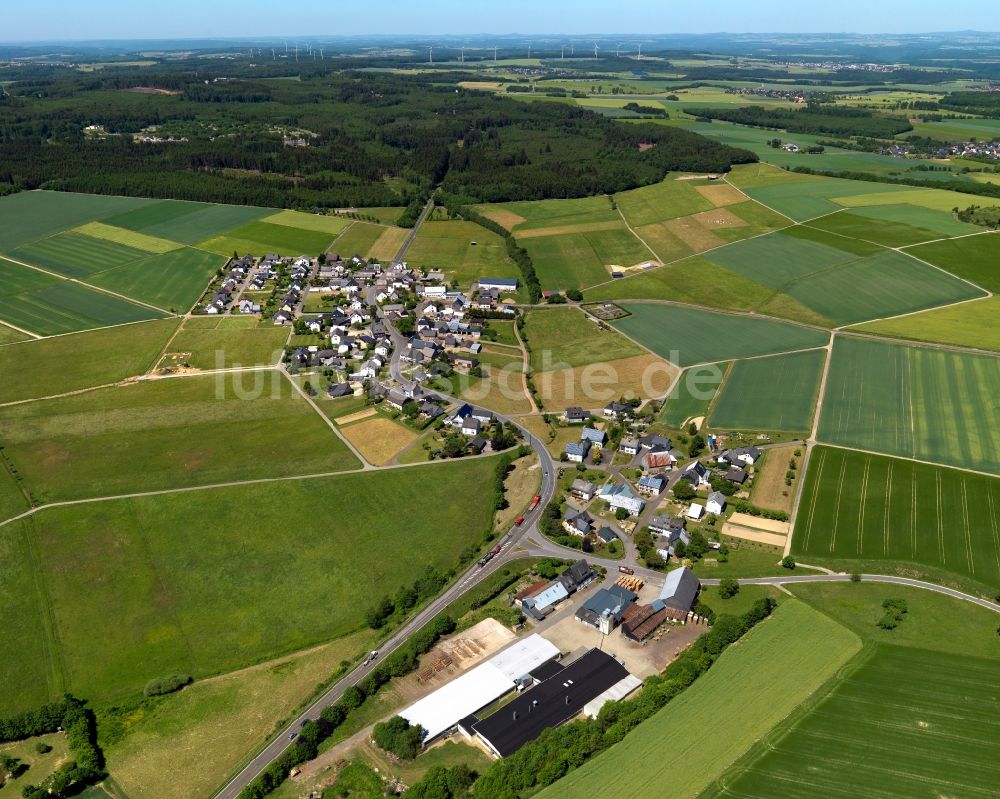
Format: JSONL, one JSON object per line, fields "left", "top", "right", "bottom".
{"left": 597, "top": 482, "right": 645, "bottom": 517}
{"left": 706, "top": 491, "right": 727, "bottom": 515}
{"left": 685, "top": 503, "right": 706, "bottom": 521}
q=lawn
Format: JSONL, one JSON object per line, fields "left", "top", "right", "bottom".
{"left": 540, "top": 600, "right": 861, "bottom": 799}
{"left": 0, "top": 191, "right": 154, "bottom": 252}
{"left": 198, "top": 220, "right": 335, "bottom": 258}
{"left": 0, "top": 317, "right": 180, "bottom": 404}
{"left": 161, "top": 315, "right": 289, "bottom": 369}
{"left": 615, "top": 177, "right": 715, "bottom": 227}
{"left": 611, "top": 303, "right": 829, "bottom": 366}
{"left": 339, "top": 416, "right": 419, "bottom": 466}
{"left": 367, "top": 226, "right": 409, "bottom": 261}
{"left": 852, "top": 295, "right": 1000, "bottom": 352}
{"left": 709, "top": 349, "right": 825, "bottom": 433}
{"left": 1, "top": 455, "right": 505, "bottom": 712}
{"left": 905, "top": 232, "right": 1000, "bottom": 292}
{"left": 524, "top": 306, "right": 646, "bottom": 370}
{"left": 709, "top": 645, "right": 1000, "bottom": 799}
{"left": 0, "top": 258, "right": 167, "bottom": 336}
{"left": 104, "top": 200, "right": 271, "bottom": 245}
{"left": 12, "top": 232, "right": 150, "bottom": 278}
{"left": 102, "top": 629, "right": 376, "bottom": 799}
{"left": 0, "top": 733, "right": 70, "bottom": 798}
{"left": 87, "top": 247, "right": 225, "bottom": 312}
{"left": 794, "top": 446, "right": 1000, "bottom": 592}
{"left": 817, "top": 337, "right": 1000, "bottom": 474}
{"left": 0, "top": 373, "right": 359, "bottom": 502}
{"left": 658, "top": 363, "right": 727, "bottom": 428}
{"left": 404, "top": 221, "right": 518, "bottom": 288}
{"left": 331, "top": 222, "right": 388, "bottom": 259}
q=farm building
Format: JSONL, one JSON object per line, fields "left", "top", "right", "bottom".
{"left": 466, "top": 649, "right": 631, "bottom": 758}
{"left": 521, "top": 582, "right": 569, "bottom": 620}
{"left": 399, "top": 634, "right": 559, "bottom": 745}
{"left": 620, "top": 601, "right": 672, "bottom": 642}
{"left": 478, "top": 277, "right": 519, "bottom": 292}
{"left": 658, "top": 566, "right": 701, "bottom": 613}
{"left": 583, "top": 673, "right": 643, "bottom": 718}
{"left": 576, "top": 585, "right": 638, "bottom": 634}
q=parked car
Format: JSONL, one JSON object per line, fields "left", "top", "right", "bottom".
{"left": 618, "top": 566, "right": 635, "bottom": 575}
{"left": 491, "top": 545, "right": 502, "bottom": 555}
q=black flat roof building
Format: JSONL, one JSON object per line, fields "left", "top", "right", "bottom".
{"left": 471, "top": 649, "right": 629, "bottom": 758}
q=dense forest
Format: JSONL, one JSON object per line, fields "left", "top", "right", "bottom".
{"left": 688, "top": 104, "right": 913, "bottom": 138}
{"left": 0, "top": 62, "right": 754, "bottom": 208}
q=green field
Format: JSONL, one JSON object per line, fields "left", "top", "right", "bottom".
{"left": 0, "top": 258, "right": 167, "bottom": 335}
{"left": 711, "top": 645, "right": 1000, "bottom": 799}
{"left": 12, "top": 232, "right": 150, "bottom": 278}
{"left": 806, "top": 205, "right": 975, "bottom": 246}
{"left": 525, "top": 306, "right": 646, "bottom": 370}
{"left": 476, "top": 195, "right": 618, "bottom": 232}
{"left": 0, "top": 455, "right": 503, "bottom": 712}
{"left": 905, "top": 233, "right": 1000, "bottom": 292}
{"left": 541, "top": 600, "right": 861, "bottom": 799}
{"left": 104, "top": 200, "right": 271, "bottom": 245}
{"left": 520, "top": 226, "right": 651, "bottom": 289}
{"left": 75, "top": 221, "right": 182, "bottom": 254}
{"left": 199, "top": 220, "right": 335, "bottom": 257}
{"left": 263, "top": 209, "right": 353, "bottom": 235}
{"left": 794, "top": 446, "right": 1000, "bottom": 591}
{"left": 0, "top": 464, "right": 29, "bottom": 523}
{"left": 330, "top": 222, "right": 388, "bottom": 258}
{"left": 0, "top": 324, "right": 30, "bottom": 344}
{"left": 0, "top": 191, "right": 155, "bottom": 252}
{"left": 403, "top": 220, "right": 519, "bottom": 287}
{"left": 740, "top": 175, "right": 920, "bottom": 221}
{"left": 615, "top": 178, "right": 715, "bottom": 226}
{"left": 163, "top": 315, "right": 290, "bottom": 369}
{"left": 659, "top": 363, "right": 727, "bottom": 428}
{"left": 0, "top": 373, "right": 359, "bottom": 502}
{"left": 709, "top": 349, "right": 825, "bottom": 432}
{"left": 611, "top": 303, "right": 829, "bottom": 366}
{"left": 87, "top": 247, "right": 225, "bottom": 312}
{"left": 818, "top": 337, "right": 1000, "bottom": 474}
{"left": 853, "top": 295, "right": 1000, "bottom": 352}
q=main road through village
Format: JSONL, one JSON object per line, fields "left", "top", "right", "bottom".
{"left": 212, "top": 199, "right": 1000, "bottom": 799}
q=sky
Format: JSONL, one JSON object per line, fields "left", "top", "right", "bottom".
{"left": 3, "top": 0, "right": 997, "bottom": 42}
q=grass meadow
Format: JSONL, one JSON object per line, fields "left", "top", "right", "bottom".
{"left": 905, "top": 232, "right": 1000, "bottom": 292}
{"left": 263, "top": 209, "right": 353, "bottom": 235}
{"left": 475, "top": 195, "right": 617, "bottom": 232}
{"left": 330, "top": 221, "right": 389, "bottom": 258}
{"left": 160, "top": 315, "right": 289, "bottom": 369}
{"left": 404, "top": 220, "right": 519, "bottom": 288}
{"left": 87, "top": 247, "right": 225, "bottom": 312}
{"left": 611, "top": 303, "right": 828, "bottom": 366}
{"left": 806, "top": 205, "right": 974, "bottom": 245}
{"left": 74, "top": 221, "right": 182, "bottom": 254}
{"left": 709, "top": 349, "right": 825, "bottom": 433}
{"left": 198, "top": 220, "right": 335, "bottom": 258}
{"left": 524, "top": 306, "right": 646, "bottom": 370}
{"left": 658, "top": 363, "right": 727, "bottom": 428}
{"left": 540, "top": 600, "right": 861, "bottom": 799}
{"left": 615, "top": 177, "right": 715, "bottom": 226}
{"left": 852, "top": 296, "right": 1000, "bottom": 352}
{"left": 520, "top": 226, "right": 652, "bottom": 289}
{"left": 104, "top": 200, "right": 271, "bottom": 245}
{"left": 818, "top": 337, "right": 1000, "bottom": 474}
{"left": 794, "top": 446, "right": 1000, "bottom": 592}
{"left": 0, "top": 455, "right": 503, "bottom": 713}
{"left": 0, "top": 373, "right": 359, "bottom": 502}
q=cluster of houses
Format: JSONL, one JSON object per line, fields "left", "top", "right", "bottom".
{"left": 515, "top": 559, "right": 597, "bottom": 621}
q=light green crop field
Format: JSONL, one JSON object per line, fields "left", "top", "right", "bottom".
{"left": 727, "top": 163, "right": 822, "bottom": 191}
{"left": 742, "top": 177, "right": 918, "bottom": 221}
{"left": 87, "top": 247, "right": 225, "bottom": 312}
{"left": 794, "top": 446, "right": 1000, "bottom": 591}
{"left": 263, "top": 209, "right": 353, "bottom": 235}
{"left": 524, "top": 306, "right": 645, "bottom": 370}
{"left": 806, "top": 204, "right": 975, "bottom": 245}
{"left": 541, "top": 600, "right": 861, "bottom": 799}
{"left": 74, "top": 221, "right": 182, "bottom": 254}
{"left": 105, "top": 200, "right": 272, "bottom": 245}
{"left": 0, "top": 317, "right": 180, "bottom": 404}
{"left": 475, "top": 195, "right": 618, "bottom": 232}
{"left": 659, "top": 363, "right": 727, "bottom": 427}
{"left": 330, "top": 221, "right": 387, "bottom": 258}
{"left": 0, "top": 455, "right": 503, "bottom": 712}
{"left": 0, "top": 373, "right": 359, "bottom": 502}
{"left": 852, "top": 296, "right": 1000, "bottom": 352}
{"left": 906, "top": 233, "right": 1000, "bottom": 292}
{"left": 163, "top": 315, "right": 289, "bottom": 369}
{"left": 355, "top": 206, "right": 406, "bottom": 224}
{"left": 521, "top": 226, "right": 652, "bottom": 289}
{"left": 611, "top": 303, "right": 829, "bottom": 366}
{"left": 12, "top": 232, "right": 150, "bottom": 278}
{"left": 0, "top": 258, "right": 166, "bottom": 336}
{"left": 818, "top": 337, "right": 1000, "bottom": 474}
{"left": 709, "top": 349, "right": 825, "bottom": 432}
{"left": 404, "top": 220, "right": 519, "bottom": 287}
{"left": 711, "top": 646, "right": 1000, "bottom": 799}
{"left": 0, "top": 191, "right": 155, "bottom": 252}
{"left": 615, "top": 178, "right": 714, "bottom": 226}
{"left": 199, "top": 220, "right": 335, "bottom": 257}
{"left": 835, "top": 187, "right": 986, "bottom": 214}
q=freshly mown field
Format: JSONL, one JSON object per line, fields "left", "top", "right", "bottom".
{"left": 161, "top": 315, "right": 289, "bottom": 369}
{"left": 12, "top": 232, "right": 150, "bottom": 278}
{"left": 611, "top": 303, "right": 828, "bottom": 366}
{"left": 659, "top": 363, "right": 727, "bottom": 428}
{"left": 525, "top": 306, "right": 646, "bottom": 370}
{"left": 709, "top": 349, "right": 825, "bottom": 432}
{"left": 0, "top": 373, "right": 359, "bottom": 502}
{"left": 198, "top": 220, "right": 335, "bottom": 258}
{"left": 104, "top": 200, "right": 271, "bottom": 245}
{"left": 794, "top": 446, "right": 1000, "bottom": 591}
{"left": 0, "top": 317, "right": 180, "bottom": 404}
{"left": 853, "top": 295, "right": 1000, "bottom": 352}
{"left": 710, "top": 645, "right": 1000, "bottom": 799}
{"left": 0, "top": 257, "right": 166, "bottom": 335}
{"left": 338, "top": 416, "right": 419, "bottom": 466}
{"left": 404, "top": 221, "right": 519, "bottom": 288}
{"left": 0, "top": 455, "right": 504, "bottom": 713}
{"left": 541, "top": 600, "right": 861, "bottom": 799}
{"left": 905, "top": 232, "right": 1000, "bottom": 292}
{"left": 87, "top": 247, "right": 225, "bottom": 312}
{"left": 818, "top": 337, "right": 1000, "bottom": 474}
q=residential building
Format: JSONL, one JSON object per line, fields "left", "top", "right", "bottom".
{"left": 637, "top": 474, "right": 667, "bottom": 496}
{"left": 570, "top": 479, "right": 596, "bottom": 501}
{"left": 564, "top": 440, "right": 592, "bottom": 463}
{"left": 619, "top": 437, "right": 639, "bottom": 456}
{"left": 563, "top": 509, "right": 594, "bottom": 536}
{"left": 562, "top": 406, "right": 589, "bottom": 424}
{"left": 597, "top": 481, "right": 645, "bottom": 516}
{"left": 580, "top": 427, "right": 607, "bottom": 448}
{"left": 706, "top": 491, "right": 727, "bottom": 515}
{"left": 680, "top": 461, "right": 711, "bottom": 487}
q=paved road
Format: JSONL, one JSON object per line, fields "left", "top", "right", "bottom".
{"left": 393, "top": 197, "right": 436, "bottom": 263}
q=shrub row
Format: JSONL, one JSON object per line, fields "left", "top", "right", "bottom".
{"left": 143, "top": 674, "right": 192, "bottom": 697}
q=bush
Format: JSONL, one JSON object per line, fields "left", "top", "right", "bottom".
{"left": 35, "top": 743, "right": 51, "bottom": 755}
{"left": 718, "top": 578, "right": 740, "bottom": 599}
{"left": 372, "top": 716, "right": 425, "bottom": 759}
{"left": 781, "top": 555, "right": 796, "bottom": 570}
{"left": 851, "top": 571, "right": 862, "bottom": 582}
{"left": 143, "top": 674, "right": 193, "bottom": 697}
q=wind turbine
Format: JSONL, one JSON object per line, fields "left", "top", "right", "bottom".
{"left": 593, "top": 41, "right": 600, "bottom": 58}
{"left": 428, "top": 46, "right": 433, "bottom": 64}
{"left": 560, "top": 45, "right": 565, "bottom": 60}
{"left": 527, "top": 41, "right": 532, "bottom": 58}
{"left": 637, "top": 43, "right": 642, "bottom": 60}
{"left": 493, "top": 46, "right": 498, "bottom": 63}
{"left": 283, "top": 40, "right": 288, "bottom": 56}
{"left": 460, "top": 46, "right": 465, "bottom": 63}
{"left": 294, "top": 44, "right": 299, "bottom": 62}
{"left": 320, "top": 48, "right": 324, "bottom": 60}
{"left": 616, "top": 43, "right": 622, "bottom": 57}
{"left": 271, "top": 48, "right": 276, "bottom": 60}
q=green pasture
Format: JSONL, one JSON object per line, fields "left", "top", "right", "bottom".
{"left": 615, "top": 178, "right": 714, "bottom": 227}
{"left": 0, "top": 190, "right": 154, "bottom": 252}
{"left": 906, "top": 233, "right": 1000, "bottom": 292}
{"left": 807, "top": 204, "right": 975, "bottom": 245}
{"left": 476, "top": 195, "right": 617, "bottom": 231}
{"left": 355, "top": 206, "right": 406, "bottom": 224}
{"left": 0, "top": 373, "right": 359, "bottom": 502}
{"left": 659, "top": 363, "right": 727, "bottom": 427}
{"left": 712, "top": 646, "right": 1000, "bottom": 799}
{"left": 795, "top": 445, "right": 1000, "bottom": 591}
{"left": 404, "top": 221, "right": 518, "bottom": 287}
{"left": 74, "top": 221, "right": 181, "bottom": 254}
{"left": 835, "top": 187, "right": 987, "bottom": 214}
{"left": 88, "top": 247, "right": 225, "bottom": 312}
{"left": 0, "top": 258, "right": 166, "bottom": 336}
{"left": 199, "top": 220, "right": 335, "bottom": 257}
{"left": 0, "top": 455, "right": 503, "bottom": 712}
{"left": 165, "top": 316, "right": 290, "bottom": 369}
{"left": 330, "top": 222, "right": 386, "bottom": 258}
{"left": 709, "top": 349, "right": 825, "bottom": 433}
{"left": 907, "top": 116, "right": 1000, "bottom": 141}
{"left": 104, "top": 200, "right": 271, "bottom": 245}
{"left": 521, "top": 225, "right": 652, "bottom": 290}
{"left": 263, "top": 209, "right": 353, "bottom": 235}
{"left": 818, "top": 336, "right": 1000, "bottom": 474}
{"left": 0, "top": 324, "right": 31, "bottom": 344}
{"left": 727, "top": 162, "right": 822, "bottom": 191}
{"left": 0, "top": 317, "right": 180, "bottom": 404}
{"left": 12, "top": 232, "right": 149, "bottom": 278}
{"left": 853, "top": 295, "right": 1000, "bottom": 352}
{"left": 0, "top": 465, "right": 28, "bottom": 523}
{"left": 541, "top": 600, "right": 861, "bottom": 799}
{"left": 611, "top": 303, "right": 829, "bottom": 366}
{"left": 525, "top": 306, "right": 645, "bottom": 371}
{"left": 742, "top": 177, "right": 918, "bottom": 221}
